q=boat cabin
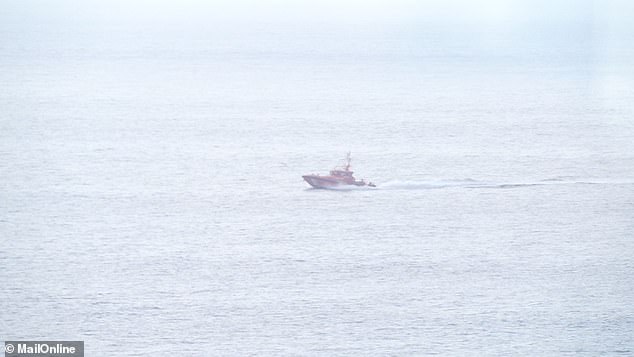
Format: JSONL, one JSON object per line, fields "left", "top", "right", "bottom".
{"left": 330, "top": 170, "right": 353, "bottom": 177}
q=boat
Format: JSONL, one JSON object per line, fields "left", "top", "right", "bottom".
{"left": 302, "top": 153, "right": 376, "bottom": 189}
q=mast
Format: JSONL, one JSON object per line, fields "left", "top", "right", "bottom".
{"left": 345, "top": 152, "right": 351, "bottom": 171}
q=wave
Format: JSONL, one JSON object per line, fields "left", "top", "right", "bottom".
{"left": 317, "top": 185, "right": 377, "bottom": 191}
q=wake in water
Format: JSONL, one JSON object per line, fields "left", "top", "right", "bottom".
{"left": 375, "top": 178, "right": 633, "bottom": 190}
{"left": 379, "top": 179, "right": 491, "bottom": 190}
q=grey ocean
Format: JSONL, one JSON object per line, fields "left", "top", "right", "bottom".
{"left": 1, "top": 1, "right": 634, "bottom": 355}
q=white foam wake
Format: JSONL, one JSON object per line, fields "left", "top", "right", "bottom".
{"left": 374, "top": 178, "right": 634, "bottom": 190}
{"left": 378, "top": 179, "right": 492, "bottom": 190}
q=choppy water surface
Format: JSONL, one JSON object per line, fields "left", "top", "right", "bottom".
{"left": 1, "top": 1, "right": 634, "bottom": 355}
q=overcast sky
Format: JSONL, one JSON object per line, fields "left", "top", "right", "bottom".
{"left": 2, "top": 0, "right": 633, "bottom": 26}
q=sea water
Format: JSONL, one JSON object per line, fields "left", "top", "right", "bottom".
{"left": 1, "top": 1, "right": 633, "bottom": 355}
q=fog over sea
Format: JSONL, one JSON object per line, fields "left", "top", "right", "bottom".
{"left": 1, "top": 1, "right": 634, "bottom": 355}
